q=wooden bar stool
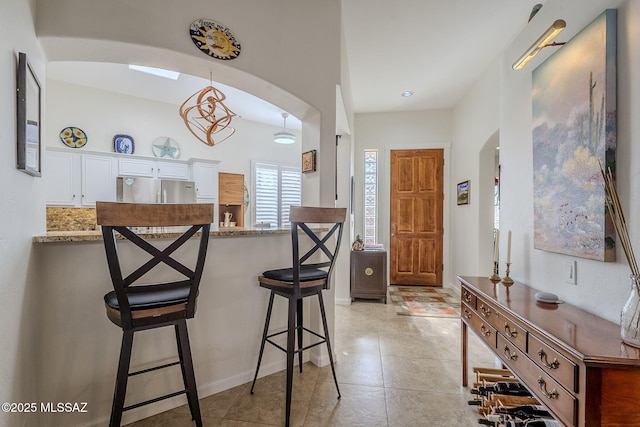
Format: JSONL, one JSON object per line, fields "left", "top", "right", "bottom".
{"left": 96, "top": 202, "right": 213, "bottom": 427}
{"left": 250, "top": 206, "right": 346, "bottom": 427}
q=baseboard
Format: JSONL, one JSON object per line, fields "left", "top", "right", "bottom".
{"left": 309, "top": 349, "right": 339, "bottom": 367}
{"left": 335, "top": 297, "right": 352, "bottom": 305}
{"left": 443, "top": 281, "right": 460, "bottom": 295}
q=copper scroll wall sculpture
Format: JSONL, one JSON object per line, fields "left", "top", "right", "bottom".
{"left": 179, "top": 85, "right": 236, "bottom": 146}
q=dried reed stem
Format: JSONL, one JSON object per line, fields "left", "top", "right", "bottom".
{"left": 599, "top": 161, "right": 640, "bottom": 278}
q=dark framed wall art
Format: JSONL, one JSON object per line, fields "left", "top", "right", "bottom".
{"left": 457, "top": 180, "right": 470, "bottom": 205}
{"left": 302, "top": 150, "right": 317, "bottom": 173}
{"left": 16, "top": 52, "right": 42, "bottom": 177}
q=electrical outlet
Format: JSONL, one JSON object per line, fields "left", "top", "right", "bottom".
{"left": 565, "top": 260, "right": 577, "bottom": 285}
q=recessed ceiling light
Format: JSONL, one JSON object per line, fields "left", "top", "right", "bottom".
{"left": 401, "top": 91, "right": 413, "bottom": 97}
{"left": 128, "top": 64, "right": 180, "bottom": 80}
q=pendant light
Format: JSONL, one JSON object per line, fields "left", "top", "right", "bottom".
{"left": 274, "top": 112, "right": 296, "bottom": 144}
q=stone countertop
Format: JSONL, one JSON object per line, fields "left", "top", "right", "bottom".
{"left": 33, "top": 227, "right": 293, "bottom": 243}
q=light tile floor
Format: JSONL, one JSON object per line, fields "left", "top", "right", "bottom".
{"left": 125, "top": 295, "right": 496, "bottom": 426}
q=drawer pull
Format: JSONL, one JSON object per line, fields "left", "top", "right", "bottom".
{"left": 503, "top": 345, "right": 518, "bottom": 361}
{"left": 464, "top": 292, "right": 473, "bottom": 303}
{"left": 537, "top": 377, "right": 559, "bottom": 400}
{"left": 463, "top": 308, "right": 472, "bottom": 319}
{"left": 537, "top": 349, "right": 560, "bottom": 370}
{"left": 504, "top": 323, "right": 518, "bottom": 338}
{"left": 480, "top": 324, "right": 491, "bottom": 337}
{"left": 480, "top": 304, "right": 492, "bottom": 317}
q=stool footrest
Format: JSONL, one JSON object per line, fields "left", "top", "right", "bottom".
{"left": 123, "top": 389, "right": 186, "bottom": 412}
{"left": 265, "top": 326, "right": 327, "bottom": 355}
{"left": 129, "top": 360, "right": 181, "bottom": 377}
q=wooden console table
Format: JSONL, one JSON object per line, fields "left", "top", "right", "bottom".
{"left": 459, "top": 276, "right": 640, "bottom": 427}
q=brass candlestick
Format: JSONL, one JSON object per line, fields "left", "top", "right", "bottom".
{"left": 502, "top": 262, "right": 514, "bottom": 285}
{"left": 489, "top": 261, "right": 501, "bottom": 282}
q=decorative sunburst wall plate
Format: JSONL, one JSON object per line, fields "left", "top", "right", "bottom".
{"left": 190, "top": 18, "right": 241, "bottom": 60}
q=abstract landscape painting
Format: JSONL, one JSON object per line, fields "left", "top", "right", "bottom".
{"left": 532, "top": 10, "right": 617, "bottom": 261}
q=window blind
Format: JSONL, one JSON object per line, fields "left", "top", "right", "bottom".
{"left": 254, "top": 162, "right": 301, "bottom": 228}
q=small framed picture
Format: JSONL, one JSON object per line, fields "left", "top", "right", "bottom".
{"left": 302, "top": 150, "right": 317, "bottom": 173}
{"left": 457, "top": 180, "right": 470, "bottom": 205}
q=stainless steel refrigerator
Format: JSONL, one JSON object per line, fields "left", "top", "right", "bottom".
{"left": 116, "top": 177, "right": 197, "bottom": 204}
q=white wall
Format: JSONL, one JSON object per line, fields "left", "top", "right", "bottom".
{"left": 0, "top": 1, "right": 45, "bottom": 426}
{"left": 450, "top": 59, "right": 502, "bottom": 288}
{"left": 453, "top": 0, "right": 636, "bottom": 323}
{"left": 37, "top": 2, "right": 343, "bottom": 380}
{"left": 353, "top": 110, "right": 452, "bottom": 284}
{"left": 0, "top": 1, "right": 342, "bottom": 425}
{"left": 36, "top": 234, "right": 303, "bottom": 426}
{"left": 45, "top": 80, "right": 302, "bottom": 166}
{"left": 36, "top": 0, "right": 341, "bottom": 206}
{"left": 500, "top": 0, "right": 634, "bottom": 323}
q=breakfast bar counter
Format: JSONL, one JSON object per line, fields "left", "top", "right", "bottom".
{"left": 33, "top": 227, "right": 292, "bottom": 243}
{"left": 33, "top": 227, "right": 338, "bottom": 426}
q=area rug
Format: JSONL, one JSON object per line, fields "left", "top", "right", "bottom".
{"left": 388, "top": 285, "right": 461, "bottom": 318}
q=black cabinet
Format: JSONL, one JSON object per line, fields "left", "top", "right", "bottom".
{"left": 350, "top": 250, "right": 387, "bottom": 303}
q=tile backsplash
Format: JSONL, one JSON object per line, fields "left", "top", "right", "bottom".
{"left": 46, "top": 207, "right": 97, "bottom": 231}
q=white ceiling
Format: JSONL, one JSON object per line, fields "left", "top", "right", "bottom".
{"left": 47, "top": 1, "right": 546, "bottom": 126}
{"left": 342, "top": 0, "right": 546, "bottom": 113}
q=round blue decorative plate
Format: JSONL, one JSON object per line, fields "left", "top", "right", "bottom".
{"left": 59, "top": 127, "right": 87, "bottom": 148}
{"left": 113, "top": 134, "right": 135, "bottom": 154}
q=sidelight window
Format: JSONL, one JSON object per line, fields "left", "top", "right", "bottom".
{"left": 363, "top": 149, "right": 378, "bottom": 244}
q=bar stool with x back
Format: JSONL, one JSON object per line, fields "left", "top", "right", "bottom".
{"left": 96, "top": 202, "right": 213, "bottom": 427}
{"left": 250, "top": 206, "right": 346, "bottom": 427}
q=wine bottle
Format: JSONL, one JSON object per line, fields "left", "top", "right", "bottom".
{"left": 493, "top": 404, "right": 551, "bottom": 417}
{"left": 471, "top": 382, "right": 532, "bottom": 397}
{"left": 504, "top": 418, "right": 562, "bottom": 427}
{"left": 492, "top": 382, "right": 533, "bottom": 396}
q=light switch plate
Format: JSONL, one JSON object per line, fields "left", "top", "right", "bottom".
{"left": 565, "top": 260, "right": 577, "bottom": 285}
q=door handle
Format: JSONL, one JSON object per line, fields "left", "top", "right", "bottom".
{"left": 391, "top": 223, "right": 396, "bottom": 237}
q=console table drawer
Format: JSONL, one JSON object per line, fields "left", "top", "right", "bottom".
{"left": 476, "top": 297, "right": 496, "bottom": 322}
{"left": 529, "top": 333, "right": 578, "bottom": 393}
{"left": 498, "top": 334, "right": 577, "bottom": 427}
{"left": 461, "top": 304, "right": 474, "bottom": 323}
{"left": 498, "top": 309, "right": 529, "bottom": 354}
{"left": 466, "top": 302, "right": 497, "bottom": 349}
{"left": 461, "top": 286, "right": 476, "bottom": 309}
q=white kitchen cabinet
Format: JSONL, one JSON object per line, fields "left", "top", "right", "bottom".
{"left": 118, "top": 157, "right": 155, "bottom": 177}
{"left": 45, "top": 150, "right": 79, "bottom": 206}
{"left": 156, "top": 161, "right": 189, "bottom": 180}
{"left": 46, "top": 150, "right": 116, "bottom": 207}
{"left": 190, "top": 160, "right": 219, "bottom": 199}
{"left": 81, "top": 155, "right": 116, "bottom": 205}
{"left": 118, "top": 158, "right": 189, "bottom": 180}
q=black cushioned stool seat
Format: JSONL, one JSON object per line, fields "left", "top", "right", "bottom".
{"left": 262, "top": 267, "right": 328, "bottom": 282}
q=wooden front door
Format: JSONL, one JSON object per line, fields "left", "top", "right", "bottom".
{"left": 390, "top": 149, "right": 443, "bottom": 285}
